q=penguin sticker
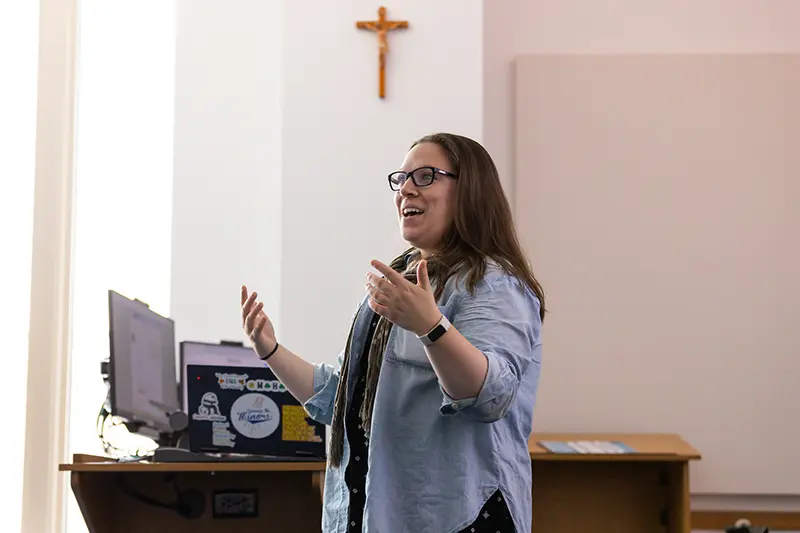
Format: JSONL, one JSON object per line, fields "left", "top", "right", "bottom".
{"left": 192, "top": 392, "right": 226, "bottom": 422}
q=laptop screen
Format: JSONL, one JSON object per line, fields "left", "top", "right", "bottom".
{"left": 179, "top": 341, "right": 264, "bottom": 412}
{"left": 186, "top": 363, "right": 326, "bottom": 458}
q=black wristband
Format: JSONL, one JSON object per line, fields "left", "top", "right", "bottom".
{"left": 259, "top": 342, "right": 280, "bottom": 361}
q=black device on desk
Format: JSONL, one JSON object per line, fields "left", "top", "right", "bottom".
{"left": 186, "top": 363, "right": 326, "bottom": 459}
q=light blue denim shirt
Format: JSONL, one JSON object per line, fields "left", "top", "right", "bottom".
{"left": 303, "top": 263, "right": 543, "bottom": 533}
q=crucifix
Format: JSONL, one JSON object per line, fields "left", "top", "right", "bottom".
{"left": 356, "top": 6, "right": 409, "bottom": 99}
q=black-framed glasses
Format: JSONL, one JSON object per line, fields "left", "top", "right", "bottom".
{"left": 387, "top": 166, "right": 457, "bottom": 191}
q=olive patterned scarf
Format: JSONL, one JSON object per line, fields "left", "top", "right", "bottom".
{"left": 329, "top": 252, "right": 416, "bottom": 468}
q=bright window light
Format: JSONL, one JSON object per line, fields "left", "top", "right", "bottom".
{"left": 68, "top": 1, "right": 175, "bottom": 531}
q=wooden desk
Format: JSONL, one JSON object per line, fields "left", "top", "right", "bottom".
{"left": 60, "top": 454, "right": 326, "bottom": 533}
{"left": 61, "top": 433, "right": 700, "bottom": 533}
{"left": 530, "top": 433, "right": 701, "bottom": 533}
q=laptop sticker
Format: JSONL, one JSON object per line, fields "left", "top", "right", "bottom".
{"left": 212, "top": 421, "right": 236, "bottom": 447}
{"left": 231, "top": 393, "right": 280, "bottom": 439}
{"left": 216, "top": 372, "right": 249, "bottom": 391}
{"left": 192, "top": 392, "right": 227, "bottom": 422}
{"left": 282, "top": 405, "right": 324, "bottom": 443}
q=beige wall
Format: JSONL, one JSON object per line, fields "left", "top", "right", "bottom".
{"left": 483, "top": 0, "right": 800, "bottom": 199}
{"left": 482, "top": 1, "right": 800, "bottom": 514}
{"left": 513, "top": 53, "right": 799, "bottom": 498}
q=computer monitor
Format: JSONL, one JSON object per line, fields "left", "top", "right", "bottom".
{"left": 108, "top": 289, "right": 180, "bottom": 435}
{"left": 179, "top": 340, "right": 264, "bottom": 412}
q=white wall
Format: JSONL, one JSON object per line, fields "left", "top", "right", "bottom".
{"left": 172, "top": 0, "right": 284, "bottom": 345}
{"left": 278, "top": 0, "right": 482, "bottom": 361}
{"left": 172, "top": 0, "right": 482, "bottom": 370}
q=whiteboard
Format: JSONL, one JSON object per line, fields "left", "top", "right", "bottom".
{"left": 513, "top": 54, "right": 800, "bottom": 495}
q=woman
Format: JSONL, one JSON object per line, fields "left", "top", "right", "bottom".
{"left": 241, "top": 133, "right": 544, "bottom": 533}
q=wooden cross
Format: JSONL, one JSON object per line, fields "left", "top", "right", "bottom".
{"left": 356, "top": 6, "right": 409, "bottom": 99}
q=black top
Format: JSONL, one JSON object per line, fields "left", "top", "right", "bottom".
{"left": 343, "top": 311, "right": 516, "bottom": 532}
{"left": 343, "top": 312, "right": 376, "bottom": 532}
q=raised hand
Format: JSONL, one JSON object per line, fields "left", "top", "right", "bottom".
{"left": 365, "top": 259, "right": 442, "bottom": 336}
{"left": 241, "top": 285, "right": 277, "bottom": 359}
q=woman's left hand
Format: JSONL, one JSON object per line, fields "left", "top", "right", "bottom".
{"left": 366, "top": 259, "right": 442, "bottom": 336}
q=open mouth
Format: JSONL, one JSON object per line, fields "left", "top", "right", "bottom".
{"left": 402, "top": 207, "right": 425, "bottom": 218}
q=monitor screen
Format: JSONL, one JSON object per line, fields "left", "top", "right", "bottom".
{"left": 108, "top": 290, "right": 179, "bottom": 433}
{"left": 179, "top": 341, "right": 265, "bottom": 411}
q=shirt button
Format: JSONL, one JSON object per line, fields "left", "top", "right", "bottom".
{"left": 353, "top": 488, "right": 358, "bottom": 493}
{"left": 351, "top": 521, "right": 356, "bottom": 527}
{"left": 354, "top": 456, "right": 360, "bottom": 461}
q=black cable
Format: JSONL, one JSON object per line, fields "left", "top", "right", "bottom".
{"left": 114, "top": 473, "right": 205, "bottom": 520}
{"left": 114, "top": 473, "right": 179, "bottom": 512}
{"left": 96, "top": 389, "right": 154, "bottom": 459}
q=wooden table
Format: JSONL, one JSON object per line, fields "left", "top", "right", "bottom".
{"left": 61, "top": 433, "right": 700, "bottom": 533}
{"left": 60, "top": 454, "right": 326, "bottom": 533}
{"left": 529, "top": 433, "right": 701, "bottom": 533}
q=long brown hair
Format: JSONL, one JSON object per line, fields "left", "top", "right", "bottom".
{"left": 408, "top": 133, "right": 545, "bottom": 319}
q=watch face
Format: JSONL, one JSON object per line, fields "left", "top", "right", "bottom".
{"left": 428, "top": 324, "right": 446, "bottom": 343}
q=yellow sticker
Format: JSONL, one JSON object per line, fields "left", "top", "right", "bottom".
{"left": 282, "top": 405, "right": 322, "bottom": 442}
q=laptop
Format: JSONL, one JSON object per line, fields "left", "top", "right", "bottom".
{"left": 186, "top": 364, "right": 326, "bottom": 460}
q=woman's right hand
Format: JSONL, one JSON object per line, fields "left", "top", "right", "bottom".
{"left": 241, "top": 285, "right": 277, "bottom": 359}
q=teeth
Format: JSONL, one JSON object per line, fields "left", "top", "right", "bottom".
{"left": 403, "top": 208, "right": 423, "bottom": 216}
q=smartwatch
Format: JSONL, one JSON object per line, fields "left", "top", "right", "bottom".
{"left": 417, "top": 314, "right": 451, "bottom": 346}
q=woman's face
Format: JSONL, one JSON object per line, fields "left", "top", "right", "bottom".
{"left": 393, "top": 142, "right": 457, "bottom": 255}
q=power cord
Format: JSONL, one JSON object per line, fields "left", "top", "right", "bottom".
{"left": 114, "top": 473, "right": 205, "bottom": 519}
{"left": 96, "top": 389, "right": 155, "bottom": 460}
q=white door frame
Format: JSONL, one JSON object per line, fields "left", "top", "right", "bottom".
{"left": 21, "top": 0, "right": 79, "bottom": 531}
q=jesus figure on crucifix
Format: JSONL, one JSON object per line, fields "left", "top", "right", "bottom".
{"left": 356, "top": 6, "right": 409, "bottom": 98}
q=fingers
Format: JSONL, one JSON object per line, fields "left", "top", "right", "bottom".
{"left": 370, "top": 260, "right": 407, "bottom": 286}
{"left": 245, "top": 301, "right": 264, "bottom": 333}
{"left": 365, "top": 273, "right": 395, "bottom": 295}
{"left": 241, "top": 290, "right": 258, "bottom": 323}
{"left": 416, "top": 260, "right": 432, "bottom": 292}
{"left": 365, "top": 279, "right": 391, "bottom": 306}
{"left": 252, "top": 315, "right": 267, "bottom": 340}
{"left": 241, "top": 285, "right": 247, "bottom": 306}
{"left": 367, "top": 296, "right": 390, "bottom": 319}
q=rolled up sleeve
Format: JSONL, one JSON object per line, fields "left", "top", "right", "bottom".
{"left": 439, "top": 275, "right": 542, "bottom": 422}
{"left": 302, "top": 350, "right": 343, "bottom": 425}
